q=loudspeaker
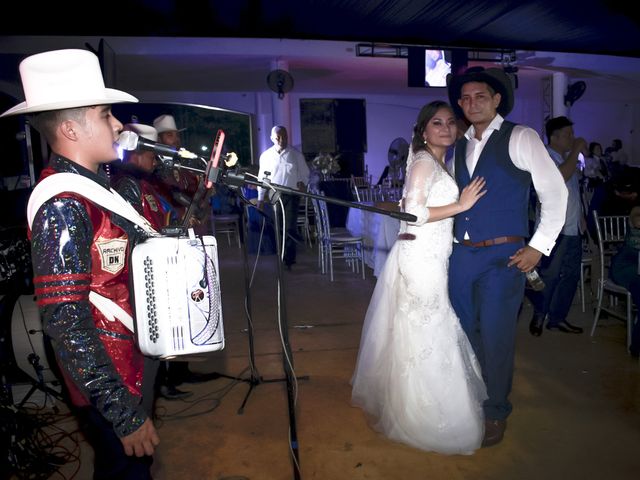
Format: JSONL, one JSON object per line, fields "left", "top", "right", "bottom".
{"left": 300, "top": 99, "right": 367, "bottom": 154}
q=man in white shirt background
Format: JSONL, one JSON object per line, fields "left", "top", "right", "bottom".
{"left": 529, "top": 116, "right": 588, "bottom": 336}
{"left": 257, "top": 125, "right": 310, "bottom": 269}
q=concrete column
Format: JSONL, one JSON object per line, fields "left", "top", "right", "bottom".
{"left": 255, "top": 92, "right": 272, "bottom": 158}
{"left": 270, "top": 58, "right": 292, "bottom": 142}
{"left": 552, "top": 72, "right": 568, "bottom": 118}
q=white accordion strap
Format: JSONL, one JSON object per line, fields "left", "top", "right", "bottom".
{"left": 27, "top": 172, "right": 158, "bottom": 235}
{"left": 88, "top": 291, "right": 135, "bottom": 332}
{"left": 27, "top": 172, "right": 159, "bottom": 332}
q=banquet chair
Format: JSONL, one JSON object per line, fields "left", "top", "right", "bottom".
{"left": 350, "top": 175, "right": 369, "bottom": 188}
{"left": 312, "top": 195, "right": 365, "bottom": 281}
{"left": 579, "top": 237, "right": 594, "bottom": 312}
{"left": 350, "top": 175, "right": 370, "bottom": 202}
{"left": 212, "top": 212, "right": 242, "bottom": 248}
{"left": 310, "top": 194, "right": 350, "bottom": 274}
{"left": 296, "top": 196, "right": 314, "bottom": 247}
{"left": 310, "top": 197, "right": 326, "bottom": 272}
{"left": 358, "top": 186, "right": 384, "bottom": 203}
{"left": 590, "top": 210, "right": 634, "bottom": 348}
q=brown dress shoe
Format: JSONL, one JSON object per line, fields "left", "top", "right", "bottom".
{"left": 482, "top": 419, "right": 506, "bottom": 447}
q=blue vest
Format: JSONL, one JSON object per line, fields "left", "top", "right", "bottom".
{"left": 453, "top": 121, "right": 531, "bottom": 242}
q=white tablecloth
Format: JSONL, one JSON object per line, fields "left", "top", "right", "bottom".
{"left": 346, "top": 204, "right": 401, "bottom": 277}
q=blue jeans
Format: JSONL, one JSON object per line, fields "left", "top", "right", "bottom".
{"left": 532, "top": 234, "right": 582, "bottom": 324}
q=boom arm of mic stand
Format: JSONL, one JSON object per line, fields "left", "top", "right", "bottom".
{"left": 223, "top": 171, "right": 417, "bottom": 223}
{"left": 170, "top": 164, "right": 418, "bottom": 223}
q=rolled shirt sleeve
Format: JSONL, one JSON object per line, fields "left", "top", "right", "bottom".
{"left": 509, "top": 125, "right": 568, "bottom": 255}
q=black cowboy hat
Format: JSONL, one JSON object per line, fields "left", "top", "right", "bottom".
{"left": 447, "top": 67, "right": 514, "bottom": 118}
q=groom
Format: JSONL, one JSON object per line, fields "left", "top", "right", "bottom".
{"left": 447, "top": 67, "right": 568, "bottom": 447}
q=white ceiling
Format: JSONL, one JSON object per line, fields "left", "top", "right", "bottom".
{"left": 2, "top": 36, "right": 640, "bottom": 102}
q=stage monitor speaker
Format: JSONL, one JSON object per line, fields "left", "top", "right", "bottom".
{"left": 300, "top": 99, "right": 367, "bottom": 154}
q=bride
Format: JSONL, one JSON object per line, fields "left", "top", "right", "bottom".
{"left": 351, "top": 101, "right": 488, "bottom": 454}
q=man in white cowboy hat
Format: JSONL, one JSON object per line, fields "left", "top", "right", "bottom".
{"left": 153, "top": 113, "right": 186, "bottom": 148}
{"left": 151, "top": 113, "right": 203, "bottom": 224}
{"left": 446, "top": 67, "right": 568, "bottom": 447}
{"left": 1, "top": 49, "right": 160, "bottom": 478}
{"left": 114, "top": 122, "right": 214, "bottom": 400}
{"left": 147, "top": 115, "right": 221, "bottom": 395}
{"left": 111, "top": 123, "right": 178, "bottom": 229}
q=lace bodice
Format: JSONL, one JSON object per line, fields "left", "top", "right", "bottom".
{"left": 399, "top": 150, "right": 459, "bottom": 255}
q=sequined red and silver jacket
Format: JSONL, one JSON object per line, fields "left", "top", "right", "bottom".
{"left": 29, "top": 155, "right": 147, "bottom": 437}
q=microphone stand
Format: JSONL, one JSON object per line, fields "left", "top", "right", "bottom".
{"left": 17, "top": 353, "right": 64, "bottom": 409}
{"left": 211, "top": 186, "right": 295, "bottom": 416}
{"left": 170, "top": 162, "right": 416, "bottom": 480}
{"left": 164, "top": 155, "right": 415, "bottom": 223}
{"left": 221, "top": 171, "right": 416, "bottom": 221}
{"left": 223, "top": 169, "right": 415, "bottom": 480}
{"left": 235, "top": 195, "right": 262, "bottom": 414}
{"left": 269, "top": 195, "right": 302, "bottom": 479}
{"left": 177, "top": 165, "right": 293, "bottom": 416}
{"left": 167, "top": 172, "right": 257, "bottom": 394}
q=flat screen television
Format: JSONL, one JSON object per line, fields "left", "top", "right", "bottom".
{"left": 407, "top": 47, "right": 468, "bottom": 88}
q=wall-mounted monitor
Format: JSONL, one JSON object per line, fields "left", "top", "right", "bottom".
{"left": 407, "top": 47, "right": 468, "bottom": 88}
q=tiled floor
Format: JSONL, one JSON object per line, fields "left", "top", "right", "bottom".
{"left": 8, "top": 240, "right": 640, "bottom": 479}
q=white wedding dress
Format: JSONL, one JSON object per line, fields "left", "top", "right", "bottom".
{"left": 351, "top": 150, "right": 487, "bottom": 455}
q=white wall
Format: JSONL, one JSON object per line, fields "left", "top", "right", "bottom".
{"left": 131, "top": 77, "right": 638, "bottom": 176}
{"left": 570, "top": 100, "right": 635, "bottom": 162}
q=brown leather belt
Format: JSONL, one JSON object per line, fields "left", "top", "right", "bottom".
{"left": 397, "top": 233, "right": 416, "bottom": 241}
{"left": 462, "top": 236, "right": 523, "bottom": 247}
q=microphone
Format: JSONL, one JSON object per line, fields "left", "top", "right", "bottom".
{"left": 117, "top": 131, "right": 199, "bottom": 161}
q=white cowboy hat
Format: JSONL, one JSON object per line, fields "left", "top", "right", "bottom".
{"left": 123, "top": 123, "right": 158, "bottom": 142}
{"left": 0, "top": 49, "right": 138, "bottom": 118}
{"left": 153, "top": 114, "right": 186, "bottom": 133}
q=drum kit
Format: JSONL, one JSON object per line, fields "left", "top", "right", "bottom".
{"left": 0, "top": 230, "right": 62, "bottom": 407}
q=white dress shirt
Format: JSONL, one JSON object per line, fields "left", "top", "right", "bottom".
{"left": 457, "top": 114, "right": 568, "bottom": 255}
{"left": 257, "top": 145, "right": 310, "bottom": 201}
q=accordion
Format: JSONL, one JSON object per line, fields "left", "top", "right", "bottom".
{"left": 131, "top": 235, "right": 225, "bottom": 359}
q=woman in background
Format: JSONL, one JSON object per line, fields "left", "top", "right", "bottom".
{"left": 583, "top": 142, "right": 606, "bottom": 188}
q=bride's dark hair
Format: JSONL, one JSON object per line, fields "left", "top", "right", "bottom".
{"left": 411, "top": 100, "right": 453, "bottom": 157}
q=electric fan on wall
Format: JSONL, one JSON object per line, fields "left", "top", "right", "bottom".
{"left": 267, "top": 69, "right": 294, "bottom": 99}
